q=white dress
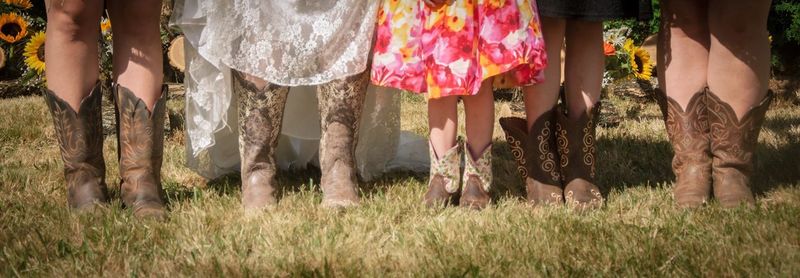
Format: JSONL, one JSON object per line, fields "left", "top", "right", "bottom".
{"left": 170, "top": 0, "right": 428, "bottom": 180}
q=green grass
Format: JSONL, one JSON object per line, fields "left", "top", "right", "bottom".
{"left": 1, "top": 91, "right": 799, "bottom": 276}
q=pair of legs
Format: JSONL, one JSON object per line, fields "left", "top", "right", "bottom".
{"left": 45, "top": 0, "right": 163, "bottom": 111}
{"left": 657, "top": 0, "right": 772, "bottom": 208}
{"left": 425, "top": 81, "right": 495, "bottom": 209}
{"left": 503, "top": 17, "right": 604, "bottom": 208}
{"left": 658, "top": 0, "right": 770, "bottom": 117}
{"left": 523, "top": 17, "right": 603, "bottom": 125}
{"left": 44, "top": 0, "right": 167, "bottom": 218}
{"left": 235, "top": 71, "right": 368, "bottom": 211}
{"left": 428, "top": 82, "right": 495, "bottom": 160}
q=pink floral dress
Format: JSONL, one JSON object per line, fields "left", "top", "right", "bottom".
{"left": 371, "top": 0, "right": 548, "bottom": 99}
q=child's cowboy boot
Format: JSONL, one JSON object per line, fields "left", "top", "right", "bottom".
{"left": 317, "top": 71, "right": 370, "bottom": 208}
{"left": 706, "top": 90, "right": 772, "bottom": 208}
{"left": 114, "top": 84, "right": 168, "bottom": 219}
{"left": 234, "top": 71, "right": 289, "bottom": 212}
{"left": 460, "top": 144, "right": 492, "bottom": 210}
{"left": 656, "top": 89, "right": 713, "bottom": 208}
{"left": 556, "top": 104, "right": 603, "bottom": 210}
{"left": 43, "top": 83, "right": 110, "bottom": 211}
{"left": 500, "top": 108, "right": 563, "bottom": 206}
{"left": 423, "top": 141, "right": 462, "bottom": 207}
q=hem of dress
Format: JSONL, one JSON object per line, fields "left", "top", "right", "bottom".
{"left": 539, "top": 10, "right": 652, "bottom": 21}
{"left": 228, "top": 64, "right": 370, "bottom": 88}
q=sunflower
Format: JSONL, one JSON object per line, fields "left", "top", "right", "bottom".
{"left": 0, "top": 13, "right": 28, "bottom": 43}
{"left": 629, "top": 46, "right": 653, "bottom": 80}
{"left": 23, "top": 31, "right": 45, "bottom": 74}
{"left": 4, "top": 0, "right": 33, "bottom": 9}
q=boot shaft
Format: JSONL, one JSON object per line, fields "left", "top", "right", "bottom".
{"left": 43, "top": 84, "right": 109, "bottom": 208}
{"left": 114, "top": 84, "right": 168, "bottom": 212}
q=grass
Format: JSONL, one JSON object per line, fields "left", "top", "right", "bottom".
{"left": 1, "top": 89, "right": 799, "bottom": 276}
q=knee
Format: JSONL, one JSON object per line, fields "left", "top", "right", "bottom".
{"left": 46, "top": 3, "right": 98, "bottom": 40}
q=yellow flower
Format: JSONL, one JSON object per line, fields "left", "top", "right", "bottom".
{"left": 0, "top": 12, "right": 28, "bottom": 43}
{"left": 100, "top": 18, "right": 111, "bottom": 34}
{"left": 23, "top": 31, "right": 45, "bottom": 74}
{"left": 630, "top": 47, "right": 653, "bottom": 80}
{"left": 4, "top": 0, "right": 32, "bottom": 9}
{"left": 623, "top": 39, "right": 634, "bottom": 53}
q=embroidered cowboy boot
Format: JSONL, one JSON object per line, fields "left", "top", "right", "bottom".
{"left": 114, "top": 84, "right": 168, "bottom": 219}
{"left": 317, "top": 71, "right": 370, "bottom": 208}
{"left": 460, "top": 144, "right": 492, "bottom": 210}
{"left": 556, "top": 104, "right": 603, "bottom": 210}
{"left": 423, "top": 141, "right": 462, "bottom": 207}
{"left": 656, "top": 89, "right": 713, "bottom": 208}
{"left": 499, "top": 111, "right": 563, "bottom": 206}
{"left": 44, "top": 83, "right": 110, "bottom": 211}
{"left": 706, "top": 90, "right": 772, "bottom": 208}
{"left": 234, "top": 71, "right": 289, "bottom": 212}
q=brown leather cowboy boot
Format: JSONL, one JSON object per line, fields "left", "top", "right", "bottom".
{"left": 500, "top": 110, "right": 563, "bottom": 206}
{"left": 460, "top": 144, "right": 492, "bottom": 210}
{"left": 423, "top": 140, "right": 462, "bottom": 207}
{"left": 706, "top": 90, "right": 772, "bottom": 208}
{"left": 316, "top": 71, "right": 369, "bottom": 208}
{"left": 114, "top": 84, "right": 168, "bottom": 219}
{"left": 556, "top": 104, "right": 603, "bottom": 210}
{"left": 233, "top": 71, "right": 289, "bottom": 212}
{"left": 43, "top": 83, "right": 110, "bottom": 211}
{"left": 657, "top": 89, "right": 713, "bottom": 208}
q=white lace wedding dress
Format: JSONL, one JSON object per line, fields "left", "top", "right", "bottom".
{"left": 170, "top": 0, "right": 428, "bottom": 181}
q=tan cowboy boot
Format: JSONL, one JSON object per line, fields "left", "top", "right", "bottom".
{"left": 460, "top": 144, "right": 492, "bottom": 210}
{"left": 556, "top": 104, "right": 603, "bottom": 210}
{"left": 233, "top": 71, "right": 289, "bottom": 212}
{"left": 43, "top": 83, "right": 110, "bottom": 211}
{"left": 423, "top": 141, "right": 462, "bottom": 207}
{"left": 500, "top": 110, "right": 563, "bottom": 206}
{"left": 114, "top": 84, "right": 168, "bottom": 219}
{"left": 706, "top": 90, "right": 772, "bottom": 208}
{"left": 316, "top": 71, "right": 369, "bottom": 208}
{"left": 657, "top": 89, "right": 713, "bottom": 208}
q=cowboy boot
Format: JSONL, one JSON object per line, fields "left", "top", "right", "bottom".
{"left": 500, "top": 110, "right": 563, "bottom": 206}
{"left": 114, "top": 84, "right": 168, "bottom": 219}
{"left": 423, "top": 140, "right": 462, "bottom": 207}
{"left": 233, "top": 71, "right": 289, "bottom": 212}
{"left": 556, "top": 104, "right": 603, "bottom": 210}
{"left": 656, "top": 89, "right": 713, "bottom": 208}
{"left": 43, "top": 84, "right": 110, "bottom": 210}
{"left": 706, "top": 90, "right": 772, "bottom": 208}
{"left": 316, "top": 71, "right": 369, "bottom": 208}
{"left": 460, "top": 144, "right": 492, "bottom": 210}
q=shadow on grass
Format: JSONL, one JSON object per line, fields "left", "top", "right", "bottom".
{"left": 164, "top": 108, "right": 800, "bottom": 204}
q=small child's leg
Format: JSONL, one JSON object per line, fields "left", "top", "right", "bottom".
{"left": 428, "top": 96, "right": 459, "bottom": 159}
{"left": 462, "top": 81, "right": 495, "bottom": 158}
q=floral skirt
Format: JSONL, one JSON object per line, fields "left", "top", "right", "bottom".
{"left": 371, "top": 0, "right": 548, "bottom": 99}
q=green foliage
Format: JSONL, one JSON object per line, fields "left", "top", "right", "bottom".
{"left": 769, "top": 0, "right": 800, "bottom": 74}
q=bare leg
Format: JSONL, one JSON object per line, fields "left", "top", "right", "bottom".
{"left": 522, "top": 16, "right": 565, "bottom": 128}
{"left": 428, "top": 96, "right": 459, "bottom": 159}
{"left": 658, "top": 0, "right": 710, "bottom": 107}
{"left": 564, "top": 20, "right": 604, "bottom": 115}
{"left": 107, "top": 0, "right": 164, "bottom": 110}
{"left": 44, "top": 0, "right": 103, "bottom": 111}
{"left": 463, "top": 81, "right": 495, "bottom": 157}
{"left": 707, "top": 0, "right": 771, "bottom": 118}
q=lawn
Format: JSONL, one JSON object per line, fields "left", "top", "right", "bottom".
{"left": 1, "top": 88, "right": 799, "bottom": 276}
